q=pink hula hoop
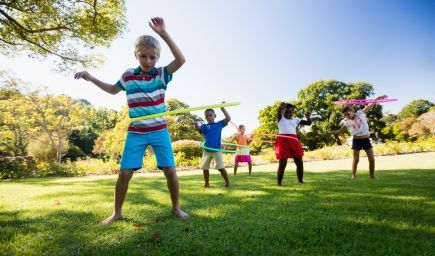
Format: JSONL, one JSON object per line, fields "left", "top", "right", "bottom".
{"left": 334, "top": 98, "right": 398, "bottom": 105}
{"left": 247, "top": 133, "right": 299, "bottom": 141}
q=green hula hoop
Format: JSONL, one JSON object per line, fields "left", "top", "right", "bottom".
{"left": 198, "top": 142, "right": 242, "bottom": 154}
{"left": 130, "top": 102, "right": 240, "bottom": 123}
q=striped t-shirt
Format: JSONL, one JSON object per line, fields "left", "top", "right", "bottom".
{"left": 116, "top": 66, "right": 172, "bottom": 133}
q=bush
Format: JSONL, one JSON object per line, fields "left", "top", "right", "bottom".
{"left": 172, "top": 140, "right": 202, "bottom": 159}
{"left": 143, "top": 154, "right": 158, "bottom": 172}
{"left": 36, "top": 161, "right": 73, "bottom": 177}
{"left": 0, "top": 156, "right": 35, "bottom": 179}
{"left": 65, "top": 158, "right": 119, "bottom": 176}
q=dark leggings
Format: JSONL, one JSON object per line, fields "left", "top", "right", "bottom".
{"left": 277, "top": 158, "right": 304, "bottom": 184}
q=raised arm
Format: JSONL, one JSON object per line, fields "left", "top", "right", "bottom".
{"left": 299, "top": 111, "right": 312, "bottom": 126}
{"left": 149, "top": 17, "right": 185, "bottom": 74}
{"left": 329, "top": 125, "right": 347, "bottom": 135}
{"left": 74, "top": 71, "right": 121, "bottom": 95}
{"left": 277, "top": 102, "right": 286, "bottom": 122}
{"left": 362, "top": 95, "right": 387, "bottom": 113}
{"left": 221, "top": 106, "right": 231, "bottom": 124}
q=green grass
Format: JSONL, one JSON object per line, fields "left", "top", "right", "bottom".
{"left": 1, "top": 166, "right": 434, "bottom": 255}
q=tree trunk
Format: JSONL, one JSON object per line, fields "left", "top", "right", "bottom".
{"left": 57, "top": 137, "right": 63, "bottom": 163}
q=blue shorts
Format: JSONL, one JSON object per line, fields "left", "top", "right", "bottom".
{"left": 120, "top": 129, "right": 175, "bottom": 170}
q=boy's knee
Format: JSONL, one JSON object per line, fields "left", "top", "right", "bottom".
{"left": 119, "top": 170, "right": 134, "bottom": 181}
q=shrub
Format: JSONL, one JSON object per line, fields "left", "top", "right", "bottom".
{"left": 36, "top": 161, "right": 72, "bottom": 177}
{"left": 0, "top": 156, "right": 35, "bottom": 179}
{"left": 172, "top": 140, "right": 202, "bottom": 159}
{"left": 66, "top": 158, "right": 119, "bottom": 176}
{"left": 143, "top": 154, "right": 158, "bottom": 172}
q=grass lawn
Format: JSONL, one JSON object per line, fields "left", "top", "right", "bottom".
{"left": 1, "top": 154, "right": 434, "bottom": 255}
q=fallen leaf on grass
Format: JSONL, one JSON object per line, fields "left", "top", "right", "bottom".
{"left": 150, "top": 232, "right": 161, "bottom": 239}
{"left": 132, "top": 223, "right": 142, "bottom": 229}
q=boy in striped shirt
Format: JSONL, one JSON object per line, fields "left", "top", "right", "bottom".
{"left": 75, "top": 17, "right": 189, "bottom": 225}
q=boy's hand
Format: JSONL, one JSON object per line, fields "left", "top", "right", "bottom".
{"left": 149, "top": 17, "right": 166, "bottom": 35}
{"left": 74, "top": 71, "right": 93, "bottom": 81}
{"left": 305, "top": 111, "right": 311, "bottom": 119}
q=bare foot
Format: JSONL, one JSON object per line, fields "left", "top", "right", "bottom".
{"left": 277, "top": 183, "right": 282, "bottom": 186}
{"left": 369, "top": 176, "right": 376, "bottom": 179}
{"left": 204, "top": 184, "right": 210, "bottom": 188}
{"left": 225, "top": 185, "right": 231, "bottom": 189}
{"left": 172, "top": 208, "right": 190, "bottom": 219}
{"left": 351, "top": 175, "right": 356, "bottom": 179}
{"left": 98, "top": 214, "right": 122, "bottom": 226}
{"left": 298, "top": 181, "right": 304, "bottom": 184}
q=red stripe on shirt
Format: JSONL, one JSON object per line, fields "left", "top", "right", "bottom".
{"left": 128, "top": 98, "right": 165, "bottom": 108}
{"left": 124, "top": 74, "right": 158, "bottom": 82}
{"left": 128, "top": 123, "right": 167, "bottom": 133}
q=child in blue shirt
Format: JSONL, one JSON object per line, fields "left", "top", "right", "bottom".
{"left": 194, "top": 106, "right": 231, "bottom": 188}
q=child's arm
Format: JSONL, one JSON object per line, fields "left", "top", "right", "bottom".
{"left": 329, "top": 126, "right": 347, "bottom": 135}
{"left": 74, "top": 71, "right": 121, "bottom": 95}
{"left": 276, "top": 102, "right": 286, "bottom": 122}
{"left": 221, "top": 106, "right": 231, "bottom": 125}
{"left": 192, "top": 122, "right": 201, "bottom": 132}
{"left": 299, "top": 111, "right": 312, "bottom": 126}
{"left": 149, "top": 17, "right": 185, "bottom": 75}
{"left": 362, "top": 95, "right": 387, "bottom": 113}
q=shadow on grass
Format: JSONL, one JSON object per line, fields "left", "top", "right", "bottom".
{"left": 0, "top": 168, "right": 434, "bottom": 255}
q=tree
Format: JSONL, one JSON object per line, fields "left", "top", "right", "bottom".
{"left": 256, "top": 80, "right": 385, "bottom": 150}
{"left": 416, "top": 110, "right": 435, "bottom": 134}
{"left": 397, "top": 99, "right": 434, "bottom": 120}
{"left": 296, "top": 80, "right": 385, "bottom": 149}
{"left": 26, "top": 93, "right": 88, "bottom": 162}
{"left": 0, "top": 71, "right": 31, "bottom": 155}
{"left": 66, "top": 106, "right": 117, "bottom": 159}
{"left": 92, "top": 106, "right": 128, "bottom": 161}
{"left": 0, "top": 0, "right": 127, "bottom": 70}
{"left": 166, "top": 98, "right": 203, "bottom": 141}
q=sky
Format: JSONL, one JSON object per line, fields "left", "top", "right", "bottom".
{"left": 1, "top": 0, "right": 434, "bottom": 136}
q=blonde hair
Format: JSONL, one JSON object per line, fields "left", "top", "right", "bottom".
{"left": 134, "top": 35, "right": 161, "bottom": 54}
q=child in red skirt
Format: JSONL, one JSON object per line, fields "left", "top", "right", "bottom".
{"left": 233, "top": 124, "right": 253, "bottom": 175}
{"left": 275, "top": 102, "right": 311, "bottom": 185}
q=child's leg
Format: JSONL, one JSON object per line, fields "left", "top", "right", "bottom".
{"left": 364, "top": 148, "right": 375, "bottom": 178}
{"left": 200, "top": 152, "right": 212, "bottom": 187}
{"left": 277, "top": 159, "right": 287, "bottom": 186}
{"left": 234, "top": 161, "right": 239, "bottom": 175}
{"left": 162, "top": 167, "right": 189, "bottom": 219}
{"left": 218, "top": 168, "right": 230, "bottom": 187}
{"left": 293, "top": 158, "right": 304, "bottom": 183}
{"left": 248, "top": 161, "right": 252, "bottom": 175}
{"left": 352, "top": 150, "right": 360, "bottom": 179}
{"left": 203, "top": 169, "right": 210, "bottom": 187}
{"left": 99, "top": 170, "right": 134, "bottom": 225}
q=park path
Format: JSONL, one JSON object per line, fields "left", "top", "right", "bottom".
{"left": 153, "top": 151, "right": 435, "bottom": 177}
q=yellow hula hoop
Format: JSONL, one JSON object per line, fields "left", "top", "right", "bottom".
{"left": 130, "top": 102, "right": 240, "bottom": 123}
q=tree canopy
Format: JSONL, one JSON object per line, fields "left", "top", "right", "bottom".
{"left": 396, "top": 99, "right": 434, "bottom": 120}
{"left": 256, "top": 80, "right": 385, "bottom": 150}
{"left": 0, "top": 0, "right": 127, "bottom": 70}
